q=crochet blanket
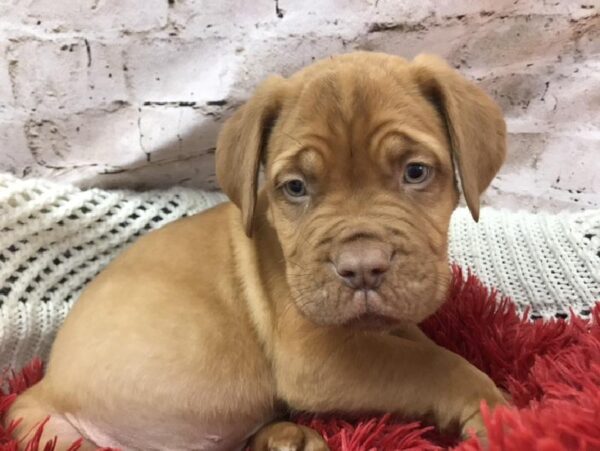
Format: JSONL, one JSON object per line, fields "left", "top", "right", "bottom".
{"left": 1, "top": 173, "right": 599, "bottom": 373}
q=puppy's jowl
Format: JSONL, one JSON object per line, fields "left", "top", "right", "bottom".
{"left": 8, "top": 52, "right": 507, "bottom": 451}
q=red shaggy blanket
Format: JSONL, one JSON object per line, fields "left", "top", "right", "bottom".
{"left": 1, "top": 269, "right": 599, "bottom": 451}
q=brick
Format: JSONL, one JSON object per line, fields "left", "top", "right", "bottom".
{"left": 361, "top": 21, "right": 467, "bottom": 62}
{"left": 42, "top": 104, "right": 221, "bottom": 190}
{"left": 239, "top": 33, "right": 347, "bottom": 85}
{"left": 125, "top": 37, "right": 241, "bottom": 103}
{"left": 543, "top": 69, "right": 600, "bottom": 128}
{"left": 0, "top": 118, "right": 32, "bottom": 176}
{"left": 455, "top": 15, "right": 576, "bottom": 69}
{"left": 23, "top": 104, "right": 142, "bottom": 169}
{"left": 479, "top": 70, "right": 552, "bottom": 118}
{"left": 0, "top": 43, "right": 14, "bottom": 110}
{"left": 2, "top": 0, "right": 167, "bottom": 33}
{"left": 571, "top": 14, "right": 600, "bottom": 61}
{"left": 169, "top": 0, "right": 274, "bottom": 38}
{"left": 139, "top": 105, "right": 221, "bottom": 162}
{"left": 480, "top": 62, "right": 600, "bottom": 129}
{"left": 8, "top": 39, "right": 128, "bottom": 113}
{"left": 490, "top": 132, "right": 600, "bottom": 211}
{"left": 79, "top": 151, "right": 218, "bottom": 191}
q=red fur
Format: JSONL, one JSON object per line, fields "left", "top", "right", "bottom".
{"left": 2, "top": 267, "right": 599, "bottom": 450}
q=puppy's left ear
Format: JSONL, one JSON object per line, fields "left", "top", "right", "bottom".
{"left": 411, "top": 54, "right": 506, "bottom": 221}
{"left": 216, "top": 76, "right": 287, "bottom": 237}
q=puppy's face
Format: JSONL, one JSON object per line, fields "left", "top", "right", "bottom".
{"left": 217, "top": 52, "right": 506, "bottom": 328}
{"left": 265, "top": 70, "right": 457, "bottom": 326}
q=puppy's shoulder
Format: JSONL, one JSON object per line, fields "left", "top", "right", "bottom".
{"left": 107, "top": 201, "right": 241, "bottom": 271}
{"left": 145, "top": 200, "right": 237, "bottom": 242}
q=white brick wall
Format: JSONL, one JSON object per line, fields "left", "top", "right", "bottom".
{"left": 0, "top": 0, "right": 598, "bottom": 211}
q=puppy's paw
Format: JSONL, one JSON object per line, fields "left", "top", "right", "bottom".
{"left": 461, "top": 411, "right": 488, "bottom": 442}
{"left": 460, "top": 387, "right": 509, "bottom": 445}
{"left": 249, "top": 421, "right": 329, "bottom": 451}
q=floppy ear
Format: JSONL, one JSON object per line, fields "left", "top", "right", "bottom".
{"left": 216, "top": 76, "right": 287, "bottom": 237}
{"left": 411, "top": 54, "right": 506, "bottom": 221}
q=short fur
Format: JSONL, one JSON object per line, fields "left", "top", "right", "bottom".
{"left": 7, "top": 52, "right": 507, "bottom": 451}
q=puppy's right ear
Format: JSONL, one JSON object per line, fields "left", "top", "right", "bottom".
{"left": 216, "top": 76, "right": 287, "bottom": 237}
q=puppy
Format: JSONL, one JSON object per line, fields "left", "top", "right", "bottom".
{"left": 7, "top": 52, "right": 507, "bottom": 450}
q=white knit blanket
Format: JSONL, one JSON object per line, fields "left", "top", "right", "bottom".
{"left": 1, "top": 173, "right": 599, "bottom": 372}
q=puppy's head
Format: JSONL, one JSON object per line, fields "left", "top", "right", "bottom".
{"left": 217, "top": 52, "right": 506, "bottom": 328}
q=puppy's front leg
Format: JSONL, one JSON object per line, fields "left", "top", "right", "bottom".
{"left": 250, "top": 421, "right": 329, "bottom": 451}
{"left": 275, "top": 329, "right": 504, "bottom": 437}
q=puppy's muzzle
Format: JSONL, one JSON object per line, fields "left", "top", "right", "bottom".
{"left": 332, "top": 240, "right": 392, "bottom": 290}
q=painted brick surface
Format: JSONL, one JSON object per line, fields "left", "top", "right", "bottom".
{"left": 0, "top": 0, "right": 598, "bottom": 211}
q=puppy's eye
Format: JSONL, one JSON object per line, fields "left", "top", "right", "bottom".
{"left": 403, "top": 163, "right": 431, "bottom": 185}
{"left": 282, "top": 179, "right": 308, "bottom": 200}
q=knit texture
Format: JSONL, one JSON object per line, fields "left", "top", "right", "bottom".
{"left": 449, "top": 208, "right": 600, "bottom": 320}
{"left": 1, "top": 173, "right": 599, "bottom": 372}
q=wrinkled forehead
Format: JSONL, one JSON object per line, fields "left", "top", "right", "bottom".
{"left": 268, "top": 67, "right": 450, "bottom": 176}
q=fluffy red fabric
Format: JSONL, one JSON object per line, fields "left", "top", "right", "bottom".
{"left": 1, "top": 268, "right": 599, "bottom": 450}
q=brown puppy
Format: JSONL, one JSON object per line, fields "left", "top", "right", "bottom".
{"left": 7, "top": 52, "right": 507, "bottom": 451}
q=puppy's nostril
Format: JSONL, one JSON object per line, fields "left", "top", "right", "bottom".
{"left": 338, "top": 269, "right": 356, "bottom": 279}
{"left": 333, "top": 241, "right": 392, "bottom": 290}
{"left": 371, "top": 267, "right": 386, "bottom": 276}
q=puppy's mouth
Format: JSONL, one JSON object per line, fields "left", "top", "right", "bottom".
{"left": 345, "top": 311, "right": 400, "bottom": 329}
{"left": 286, "top": 256, "right": 448, "bottom": 327}
{"left": 342, "top": 289, "right": 402, "bottom": 330}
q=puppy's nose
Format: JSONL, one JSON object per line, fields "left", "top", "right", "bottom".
{"left": 333, "top": 241, "right": 391, "bottom": 290}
